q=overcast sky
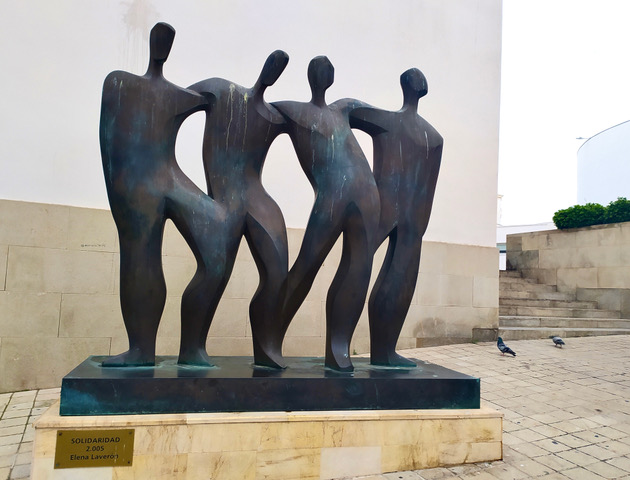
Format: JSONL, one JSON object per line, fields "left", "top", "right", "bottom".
{"left": 498, "top": 0, "right": 630, "bottom": 225}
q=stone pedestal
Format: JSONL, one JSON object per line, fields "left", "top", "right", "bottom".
{"left": 33, "top": 402, "right": 502, "bottom": 480}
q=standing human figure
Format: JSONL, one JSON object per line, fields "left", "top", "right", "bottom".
{"left": 349, "top": 68, "right": 443, "bottom": 367}
{"left": 188, "top": 51, "right": 290, "bottom": 369}
{"left": 100, "top": 22, "right": 228, "bottom": 367}
{"left": 273, "top": 56, "right": 380, "bottom": 372}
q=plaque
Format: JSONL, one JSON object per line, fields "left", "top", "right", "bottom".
{"left": 54, "top": 429, "right": 134, "bottom": 469}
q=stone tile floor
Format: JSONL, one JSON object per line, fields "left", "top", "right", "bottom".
{"left": 1, "top": 335, "right": 629, "bottom": 479}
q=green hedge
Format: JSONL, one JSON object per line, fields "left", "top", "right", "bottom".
{"left": 553, "top": 197, "right": 630, "bottom": 229}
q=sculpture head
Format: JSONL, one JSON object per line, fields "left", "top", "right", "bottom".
{"left": 400, "top": 68, "right": 428, "bottom": 100}
{"left": 149, "top": 22, "right": 176, "bottom": 64}
{"left": 308, "top": 56, "right": 334, "bottom": 94}
{"left": 259, "top": 50, "right": 289, "bottom": 87}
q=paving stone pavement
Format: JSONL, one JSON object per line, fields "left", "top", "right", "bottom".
{"left": 1, "top": 336, "right": 629, "bottom": 479}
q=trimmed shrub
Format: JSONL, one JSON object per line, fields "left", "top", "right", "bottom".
{"left": 553, "top": 197, "right": 630, "bottom": 229}
{"left": 553, "top": 203, "right": 606, "bottom": 229}
{"left": 605, "top": 197, "right": 630, "bottom": 224}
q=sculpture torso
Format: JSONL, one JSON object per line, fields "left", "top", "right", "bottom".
{"left": 100, "top": 70, "right": 207, "bottom": 198}
{"left": 189, "top": 78, "right": 285, "bottom": 204}
{"left": 351, "top": 105, "right": 443, "bottom": 239}
{"left": 273, "top": 100, "right": 377, "bottom": 199}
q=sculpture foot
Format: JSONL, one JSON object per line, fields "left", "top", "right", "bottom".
{"left": 325, "top": 353, "right": 354, "bottom": 372}
{"left": 101, "top": 349, "right": 155, "bottom": 367}
{"left": 370, "top": 351, "right": 417, "bottom": 368}
{"left": 253, "top": 348, "right": 286, "bottom": 370}
{"left": 178, "top": 348, "right": 214, "bottom": 367}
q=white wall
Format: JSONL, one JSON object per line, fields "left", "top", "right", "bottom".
{"left": 0, "top": 0, "right": 502, "bottom": 247}
{"left": 577, "top": 120, "right": 630, "bottom": 206}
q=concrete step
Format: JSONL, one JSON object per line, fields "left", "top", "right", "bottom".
{"left": 499, "top": 290, "right": 576, "bottom": 301}
{"left": 498, "top": 326, "right": 630, "bottom": 341}
{"left": 499, "top": 298, "right": 598, "bottom": 309}
{"left": 500, "top": 270, "right": 523, "bottom": 278}
{"left": 500, "top": 276, "right": 539, "bottom": 285}
{"left": 499, "top": 305, "right": 620, "bottom": 319}
{"left": 499, "top": 316, "right": 630, "bottom": 329}
{"left": 500, "top": 282, "right": 558, "bottom": 293}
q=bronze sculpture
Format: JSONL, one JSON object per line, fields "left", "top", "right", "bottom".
{"left": 350, "top": 68, "right": 443, "bottom": 367}
{"left": 99, "top": 24, "right": 442, "bottom": 373}
{"left": 99, "top": 22, "right": 228, "bottom": 367}
{"left": 273, "top": 56, "right": 380, "bottom": 372}
{"left": 188, "top": 51, "right": 290, "bottom": 369}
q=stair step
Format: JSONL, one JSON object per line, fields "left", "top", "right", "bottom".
{"left": 499, "top": 316, "right": 630, "bottom": 329}
{"left": 500, "top": 282, "right": 558, "bottom": 293}
{"left": 500, "top": 276, "right": 539, "bottom": 285}
{"left": 499, "top": 298, "right": 598, "bottom": 309}
{"left": 498, "top": 326, "right": 630, "bottom": 341}
{"left": 500, "top": 270, "right": 523, "bottom": 278}
{"left": 500, "top": 290, "right": 576, "bottom": 301}
{"left": 499, "top": 306, "right": 620, "bottom": 319}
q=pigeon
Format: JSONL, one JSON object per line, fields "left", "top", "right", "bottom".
{"left": 497, "top": 337, "right": 516, "bottom": 356}
{"left": 550, "top": 336, "right": 565, "bottom": 347}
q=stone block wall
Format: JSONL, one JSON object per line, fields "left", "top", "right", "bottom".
{"left": 0, "top": 200, "right": 498, "bottom": 392}
{"left": 506, "top": 222, "right": 630, "bottom": 313}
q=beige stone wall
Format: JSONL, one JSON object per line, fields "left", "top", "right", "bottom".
{"left": 506, "top": 222, "right": 630, "bottom": 294}
{"left": 0, "top": 200, "right": 498, "bottom": 392}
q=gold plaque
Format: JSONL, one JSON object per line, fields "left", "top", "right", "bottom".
{"left": 54, "top": 429, "right": 134, "bottom": 469}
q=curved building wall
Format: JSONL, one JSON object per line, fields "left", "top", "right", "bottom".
{"left": 578, "top": 120, "right": 630, "bottom": 205}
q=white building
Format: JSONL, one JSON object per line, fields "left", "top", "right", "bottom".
{"left": 578, "top": 120, "right": 630, "bottom": 205}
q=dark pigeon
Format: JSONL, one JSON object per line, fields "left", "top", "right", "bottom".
{"left": 497, "top": 337, "right": 516, "bottom": 356}
{"left": 550, "top": 336, "right": 565, "bottom": 347}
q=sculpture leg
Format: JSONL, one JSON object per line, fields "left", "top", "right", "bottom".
{"left": 368, "top": 228, "right": 420, "bottom": 367}
{"left": 103, "top": 214, "right": 166, "bottom": 366}
{"left": 167, "top": 190, "right": 231, "bottom": 367}
{"left": 244, "top": 209, "right": 289, "bottom": 369}
{"left": 281, "top": 202, "right": 341, "bottom": 334}
{"left": 324, "top": 205, "right": 373, "bottom": 372}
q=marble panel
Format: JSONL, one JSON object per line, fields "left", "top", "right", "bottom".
{"left": 468, "top": 441, "right": 502, "bottom": 462}
{"left": 521, "top": 233, "right": 539, "bottom": 251}
{"left": 255, "top": 447, "right": 320, "bottom": 480}
{"left": 418, "top": 241, "right": 448, "bottom": 274}
{"left": 556, "top": 268, "right": 598, "bottom": 292}
{"left": 576, "top": 245, "right": 621, "bottom": 268}
{"left": 31, "top": 459, "right": 113, "bottom": 480}
{"left": 222, "top": 260, "right": 260, "bottom": 300}
{"left": 59, "top": 294, "right": 124, "bottom": 338}
{"left": 0, "top": 337, "right": 110, "bottom": 393}
{"left": 67, "top": 207, "right": 117, "bottom": 253}
{"left": 0, "top": 291, "right": 61, "bottom": 337}
{"left": 473, "top": 276, "right": 499, "bottom": 308}
{"left": 6, "top": 246, "right": 116, "bottom": 295}
{"left": 381, "top": 444, "right": 435, "bottom": 472}
{"left": 260, "top": 422, "right": 324, "bottom": 450}
{"left": 598, "top": 267, "right": 630, "bottom": 289}
{"left": 320, "top": 446, "right": 381, "bottom": 479}
{"left": 161, "top": 255, "right": 196, "bottom": 297}
{"left": 188, "top": 423, "right": 262, "bottom": 452}
{"left": 208, "top": 298, "right": 250, "bottom": 337}
{"left": 323, "top": 420, "right": 384, "bottom": 447}
{"left": 0, "top": 200, "right": 69, "bottom": 249}
{"left": 539, "top": 248, "right": 580, "bottom": 269}
{"left": 187, "top": 451, "right": 256, "bottom": 480}
{"left": 537, "top": 231, "right": 576, "bottom": 250}
{"left": 112, "top": 454, "right": 188, "bottom": 480}
{"left": 205, "top": 336, "right": 253, "bottom": 356}
{"left": 284, "top": 300, "right": 323, "bottom": 337}
{"left": 281, "top": 336, "right": 325, "bottom": 357}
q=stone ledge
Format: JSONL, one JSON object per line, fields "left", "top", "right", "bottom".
{"left": 33, "top": 402, "right": 503, "bottom": 480}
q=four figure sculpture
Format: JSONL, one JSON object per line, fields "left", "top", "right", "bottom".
{"left": 100, "top": 22, "right": 443, "bottom": 372}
